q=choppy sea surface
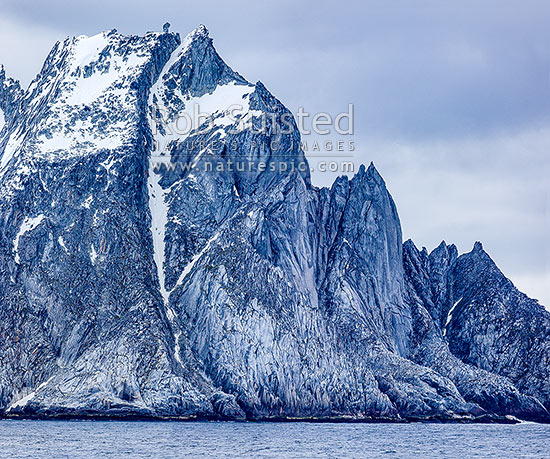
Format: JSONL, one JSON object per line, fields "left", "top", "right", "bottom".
{"left": 0, "top": 420, "right": 548, "bottom": 458}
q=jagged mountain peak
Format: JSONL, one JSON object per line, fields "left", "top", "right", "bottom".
{"left": 403, "top": 238, "right": 419, "bottom": 250}
{"left": 27, "top": 28, "right": 173, "bottom": 90}
{"left": 428, "top": 240, "right": 458, "bottom": 266}
{"left": 185, "top": 23, "right": 210, "bottom": 41}
{"left": 472, "top": 240, "right": 484, "bottom": 252}
{"left": 167, "top": 25, "right": 246, "bottom": 98}
{"left": 453, "top": 241, "right": 511, "bottom": 292}
{"left": 455, "top": 241, "right": 498, "bottom": 275}
{"left": 356, "top": 162, "right": 386, "bottom": 189}
{"left": 347, "top": 162, "right": 387, "bottom": 191}
{"left": 435, "top": 240, "right": 448, "bottom": 250}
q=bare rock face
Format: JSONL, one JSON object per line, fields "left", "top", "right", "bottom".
{"left": 446, "top": 243, "right": 550, "bottom": 411}
{"left": 403, "top": 241, "right": 549, "bottom": 422}
{"left": 0, "top": 25, "right": 548, "bottom": 422}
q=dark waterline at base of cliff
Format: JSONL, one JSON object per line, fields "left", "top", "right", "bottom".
{"left": 0, "top": 420, "right": 548, "bottom": 458}
{"left": 1, "top": 413, "right": 530, "bottom": 424}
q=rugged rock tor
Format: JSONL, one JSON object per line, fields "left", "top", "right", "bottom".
{"left": 0, "top": 25, "right": 548, "bottom": 422}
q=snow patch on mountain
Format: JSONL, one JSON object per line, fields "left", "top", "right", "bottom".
{"left": 445, "top": 297, "right": 463, "bottom": 331}
{"left": 58, "top": 236, "right": 68, "bottom": 252}
{"left": 90, "top": 244, "right": 98, "bottom": 264}
{"left": 174, "top": 230, "right": 220, "bottom": 289}
{"left": 6, "top": 377, "right": 54, "bottom": 412}
{"left": 0, "top": 127, "right": 24, "bottom": 172}
{"left": 13, "top": 215, "right": 45, "bottom": 264}
{"left": 29, "top": 31, "right": 158, "bottom": 160}
{"left": 147, "top": 161, "right": 171, "bottom": 305}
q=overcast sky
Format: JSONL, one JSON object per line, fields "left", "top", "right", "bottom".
{"left": 1, "top": 0, "right": 548, "bottom": 306}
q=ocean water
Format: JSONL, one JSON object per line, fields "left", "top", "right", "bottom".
{"left": 0, "top": 420, "right": 548, "bottom": 458}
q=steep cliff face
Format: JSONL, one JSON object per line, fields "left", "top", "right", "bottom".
{"left": 0, "top": 29, "right": 242, "bottom": 419}
{"left": 317, "top": 165, "right": 411, "bottom": 356}
{"left": 0, "top": 25, "right": 548, "bottom": 422}
{"left": 446, "top": 244, "right": 550, "bottom": 410}
{"left": 403, "top": 241, "right": 549, "bottom": 422}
